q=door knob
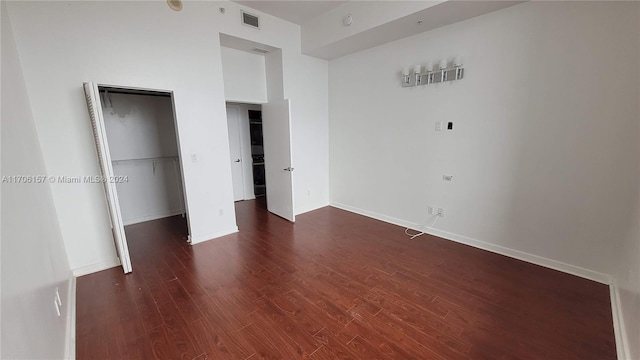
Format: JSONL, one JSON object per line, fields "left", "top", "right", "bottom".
{"left": 234, "top": 159, "right": 241, "bottom": 163}
{"left": 283, "top": 167, "right": 294, "bottom": 171}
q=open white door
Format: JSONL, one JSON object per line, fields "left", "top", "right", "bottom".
{"left": 83, "top": 82, "right": 132, "bottom": 273}
{"left": 226, "top": 107, "right": 245, "bottom": 202}
{"left": 262, "top": 99, "right": 295, "bottom": 222}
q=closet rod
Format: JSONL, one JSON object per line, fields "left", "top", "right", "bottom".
{"left": 111, "top": 156, "right": 179, "bottom": 164}
{"left": 98, "top": 89, "right": 171, "bottom": 98}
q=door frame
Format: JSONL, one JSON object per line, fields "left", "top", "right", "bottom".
{"left": 86, "top": 82, "right": 193, "bottom": 273}
{"left": 226, "top": 103, "right": 260, "bottom": 201}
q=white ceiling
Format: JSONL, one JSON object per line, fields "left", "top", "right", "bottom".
{"left": 231, "top": 1, "right": 526, "bottom": 60}
{"left": 234, "top": 1, "right": 347, "bottom": 25}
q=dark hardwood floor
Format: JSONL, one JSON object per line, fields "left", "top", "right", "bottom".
{"left": 76, "top": 199, "right": 616, "bottom": 359}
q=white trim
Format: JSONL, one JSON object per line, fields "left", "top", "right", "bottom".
{"left": 610, "top": 281, "right": 631, "bottom": 360}
{"left": 64, "top": 275, "right": 76, "bottom": 360}
{"left": 72, "top": 258, "right": 121, "bottom": 277}
{"left": 190, "top": 227, "right": 239, "bottom": 245}
{"left": 295, "top": 202, "right": 329, "bottom": 216}
{"left": 225, "top": 97, "right": 266, "bottom": 105}
{"left": 329, "top": 202, "right": 612, "bottom": 285}
{"left": 122, "top": 210, "right": 185, "bottom": 226}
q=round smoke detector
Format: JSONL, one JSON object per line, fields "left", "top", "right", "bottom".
{"left": 167, "top": 0, "right": 182, "bottom": 12}
{"left": 343, "top": 14, "right": 353, "bottom": 26}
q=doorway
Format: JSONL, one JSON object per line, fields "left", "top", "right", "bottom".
{"left": 220, "top": 33, "right": 296, "bottom": 223}
{"left": 83, "top": 82, "right": 190, "bottom": 274}
{"left": 226, "top": 103, "right": 265, "bottom": 203}
{"left": 225, "top": 100, "right": 294, "bottom": 221}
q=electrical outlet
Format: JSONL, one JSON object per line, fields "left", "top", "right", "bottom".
{"left": 435, "top": 121, "right": 443, "bottom": 131}
{"left": 437, "top": 208, "right": 444, "bottom": 217}
{"left": 442, "top": 174, "right": 453, "bottom": 182}
{"left": 191, "top": 153, "right": 198, "bottom": 162}
{"left": 428, "top": 206, "right": 434, "bottom": 215}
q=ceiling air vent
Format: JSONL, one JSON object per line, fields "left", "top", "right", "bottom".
{"left": 242, "top": 11, "right": 260, "bottom": 29}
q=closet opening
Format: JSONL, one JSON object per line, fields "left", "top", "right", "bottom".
{"left": 84, "top": 82, "right": 190, "bottom": 273}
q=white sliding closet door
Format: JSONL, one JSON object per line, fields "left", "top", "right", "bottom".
{"left": 83, "top": 82, "right": 132, "bottom": 273}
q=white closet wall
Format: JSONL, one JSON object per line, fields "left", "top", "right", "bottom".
{"left": 102, "top": 92, "right": 185, "bottom": 225}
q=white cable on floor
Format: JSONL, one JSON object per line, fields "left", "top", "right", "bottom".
{"left": 404, "top": 214, "right": 441, "bottom": 240}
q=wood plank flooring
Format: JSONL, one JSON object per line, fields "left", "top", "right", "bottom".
{"left": 76, "top": 199, "right": 617, "bottom": 359}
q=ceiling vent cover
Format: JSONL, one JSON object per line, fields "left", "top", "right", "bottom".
{"left": 242, "top": 11, "right": 260, "bottom": 29}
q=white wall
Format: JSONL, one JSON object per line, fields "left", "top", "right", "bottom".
{"left": 329, "top": 1, "right": 639, "bottom": 354}
{"left": 102, "top": 93, "right": 185, "bottom": 225}
{"left": 284, "top": 53, "right": 330, "bottom": 215}
{"left": 1, "top": 3, "right": 72, "bottom": 358}
{"left": 5, "top": 0, "right": 330, "bottom": 271}
{"left": 103, "top": 93, "right": 178, "bottom": 161}
{"left": 221, "top": 46, "right": 268, "bottom": 103}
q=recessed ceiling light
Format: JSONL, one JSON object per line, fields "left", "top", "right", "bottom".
{"left": 167, "top": 0, "right": 182, "bottom": 11}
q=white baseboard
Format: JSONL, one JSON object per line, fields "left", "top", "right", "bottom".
{"left": 122, "top": 209, "right": 185, "bottom": 226}
{"left": 295, "top": 202, "right": 329, "bottom": 216}
{"left": 190, "top": 226, "right": 239, "bottom": 245}
{"left": 64, "top": 274, "right": 76, "bottom": 360}
{"left": 330, "top": 202, "right": 612, "bottom": 285}
{"left": 72, "top": 258, "right": 121, "bottom": 277}
{"left": 610, "top": 282, "right": 631, "bottom": 360}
